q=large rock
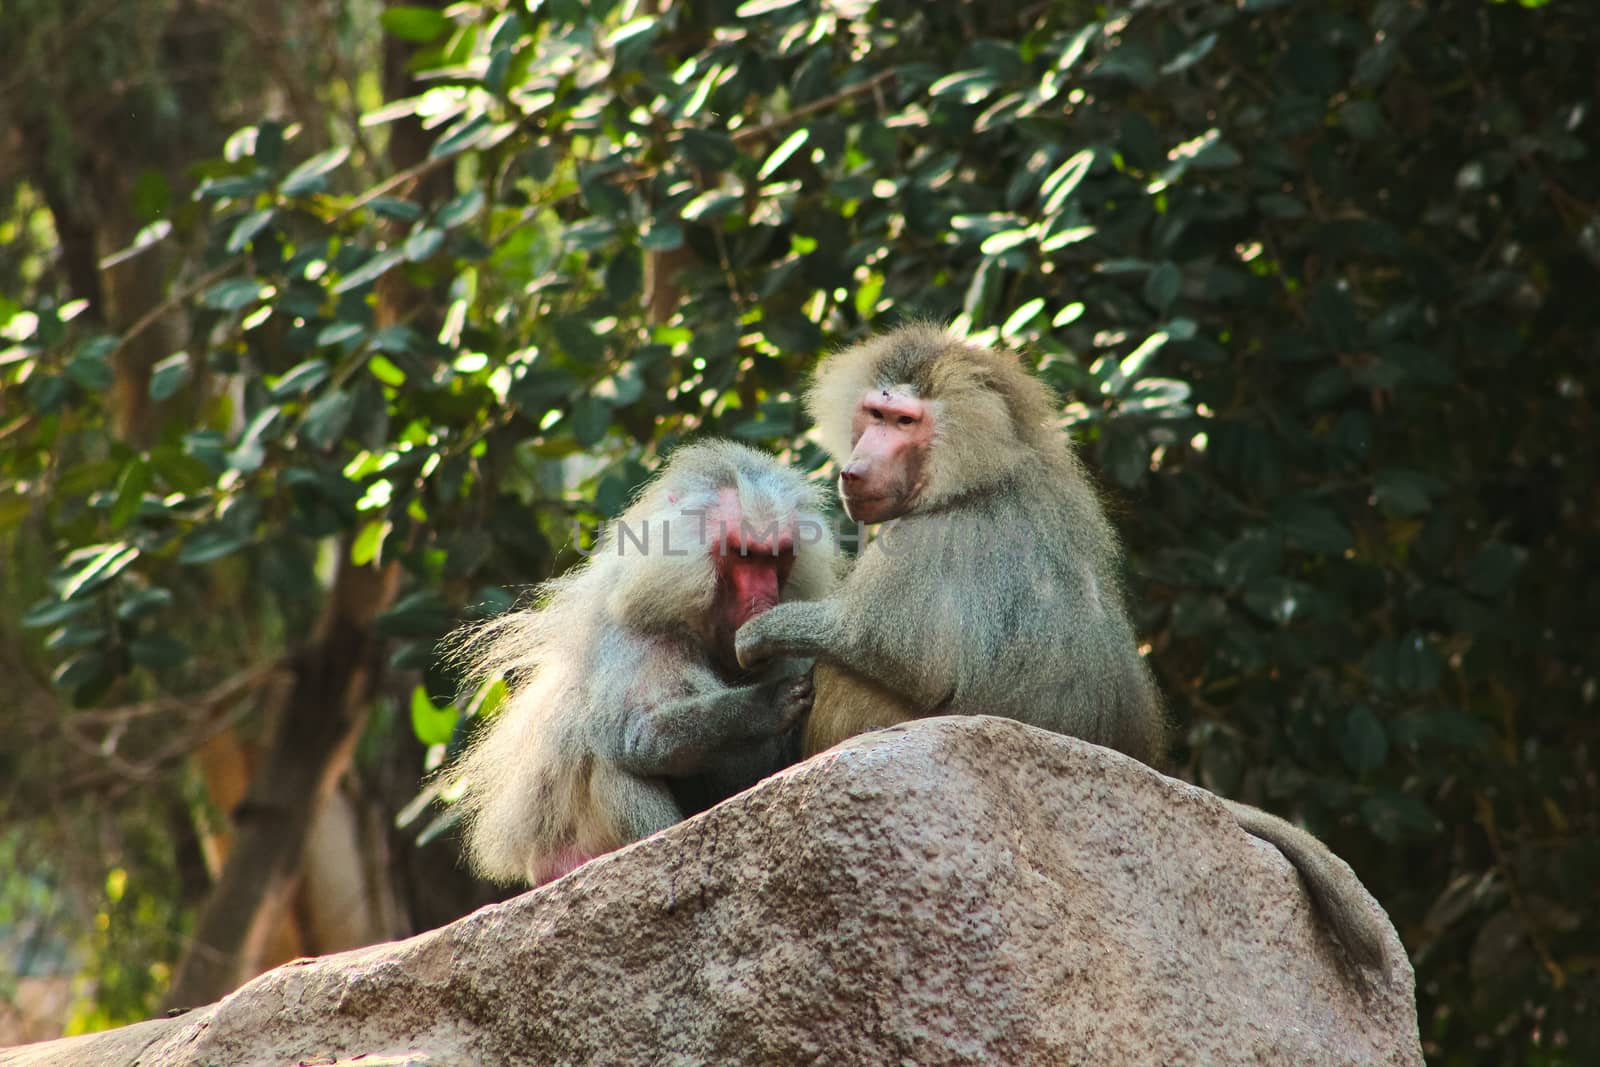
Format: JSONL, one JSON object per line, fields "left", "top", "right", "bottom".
{"left": 4, "top": 716, "right": 1421, "bottom": 1066}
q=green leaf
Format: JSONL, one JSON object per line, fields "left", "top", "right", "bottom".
{"left": 1052, "top": 302, "right": 1085, "bottom": 327}
{"left": 1039, "top": 148, "right": 1094, "bottom": 213}
{"left": 1000, "top": 298, "right": 1045, "bottom": 337}
{"left": 1103, "top": 331, "right": 1169, "bottom": 394}
{"left": 757, "top": 128, "right": 809, "bottom": 180}
{"left": 570, "top": 395, "right": 612, "bottom": 447}
{"left": 1055, "top": 24, "right": 1098, "bottom": 72}
{"left": 963, "top": 257, "right": 1001, "bottom": 322}
{"left": 371, "top": 325, "right": 422, "bottom": 354}
{"left": 1277, "top": 503, "right": 1353, "bottom": 554}
{"left": 1338, "top": 99, "right": 1385, "bottom": 141}
{"left": 1256, "top": 194, "right": 1307, "bottom": 220}
{"left": 201, "top": 278, "right": 271, "bottom": 311}
{"left": 269, "top": 358, "right": 331, "bottom": 399}
{"left": 508, "top": 369, "right": 578, "bottom": 410}
{"left": 351, "top": 519, "right": 391, "bottom": 566}
{"left": 226, "top": 209, "right": 276, "bottom": 253}
{"left": 316, "top": 321, "right": 364, "bottom": 349}
{"left": 580, "top": 172, "right": 629, "bottom": 217}
{"left": 641, "top": 221, "right": 685, "bottom": 250}
{"left": 334, "top": 250, "right": 405, "bottom": 294}
{"left": 197, "top": 173, "right": 270, "bottom": 201}
{"left": 149, "top": 444, "right": 214, "bottom": 490}
{"left": 404, "top": 227, "right": 445, "bottom": 261}
{"left": 431, "top": 114, "right": 491, "bottom": 158}
{"left": 61, "top": 543, "right": 141, "bottom": 599}
{"left": 411, "top": 685, "right": 461, "bottom": 746}
{"left": 1373, "top": 468, "right": 1441, "bottom": 517}
{"left": 1122, "top": 378, "right": 1191, "bottom": 414}
{"left": 23, "top": 597, "right": 97, "bottom": 629}
{"left": 149, "top": 352, "right": 193, "bottom": 401}
{"left": 1161, "top": 32, "right": 1218, "bottom": 75}
{"left": 368, "top": 355, "right": 408, "bottom": 386}
{"left": 928, "top": 70, "right": 999, "bottom": 103}
{"left": 679, "top": 129, "right": 738, "bottom": 171}
{"left": 1393, "top": 632, "right": 1443, "bottom": 694}
{"left": 979, "top": 230, "right": 1030, "bottom": 256}
{"left": 736, "top": 0, "right": 803, "bottom": 16}
{"left": 606, "top": 15, "right": 658, "bottom": 47}
{"left": 1465, "top": 542, "right": 1526, "bottom": 598}
{"left": 46, "top": 623, "right": 109, "bottom": 652}
{"left": 1361, "top": 791, "right": 1439, "bottom": 844}
{"left": 281, "top": 147, "right": 350, "bottom": 197}
{"left": 66, "top": 345, "right": 115, "bottom": 391}
{"left": 55, "top": 651, "right": 111, "bottom": 695}
{"left": 303, "top": 388, "right": 356, "bottom": 444}
{"left": 370, "top": 197, "right": 423, "bottom": 222}
{"left": 116, "top": 587, "right": 174, "bottom": 622}
{"left": 1101, "top": 427, "right": 1148, "bottom": 489}
{"left": 1143, "top": 262, "right": 1181, "bottom": 312}
{"left": 681, "top": 190, "right": 741, "bottom": 222}
{"left": 376, "top": 590, "right": 454, "bottom": 638}
{"left": 604, "top": 252, "right": 643, "bottom": 302}
{"left": 178, "top": 526, "right": 249, "bottom": 565}
{"left": 131, "top": 635, "right": 191, "bottom": 670}
{"left": 109, "top": 459, "right": 151, "bottom": 530}
{"left": 550, "top": 317, "right": 605, "bottom": 363}
{"left": 132, "top": 168, "right": 171, "bottom": 222}
{"left": 1339, "top": 705, "right": 1388, "bottom": 774}
{"left": 436, "top": 189, "right": 486, "bottom": 229}
{"left": 1039, "top": 225, "right": 1096, "bottom": 252}
{"left": 380, "top": 5, "right": 451, "bottom": 42}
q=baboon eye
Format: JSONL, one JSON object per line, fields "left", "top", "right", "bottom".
{"left": 867, "top": 406, "right": 885, "bottom": 421}
{"left": 896, "top": 415, "right": 915, "bottom": 427}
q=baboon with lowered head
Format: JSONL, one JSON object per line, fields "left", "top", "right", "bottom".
{"left": 447, "top": 440, "right": 837, "bottom": 887}
{"left": 737, "top": 325, "right": 1392, "bottom": 976}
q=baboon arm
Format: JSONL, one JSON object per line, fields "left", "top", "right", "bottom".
{"left": 589, "top": 667, "right": 806, "bottom": 779}
{"left": 734, "top": 600, "right": 835, "bottom": 664}
{"left": 737, "top": 600, "right": 956, "bottom": 712}
{"left": 588, "top": 765, "right": 684, "bottom": 849}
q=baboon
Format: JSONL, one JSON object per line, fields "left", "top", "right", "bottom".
{"left": 737, "top": 325, "right": 1391, "bottom": 976}
{"left": 447, "top": 440, "right": 837, "bottom": 887}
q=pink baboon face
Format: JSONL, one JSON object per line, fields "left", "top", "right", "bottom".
{"left": 838, "top": 387, "right": 935, "bottom": 525}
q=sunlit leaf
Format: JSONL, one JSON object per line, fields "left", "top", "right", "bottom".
{"left": 380, "top": 5, "right": 450, "bottom": 42}
{"left": 411, "top": 685, "right": 461, "bottom": 746}
{"left": 1040, "top": 149, "right": 1095, "bottom": 214}
{"left": 736, "top": 0, "right": 803, "bottom": 16}
{"left": 148, "top": 352, "right": 192, "bottom": 401}
{"left": 334, "top": 250, "right": 405, "bottom": 294}
{"left": 436, "top": 189, "right": 487, "bottom": 229}
{"left": 226, "top": 209, "right": 275, "bottom": 253}
{"left": 61, "top": 543, "right": 141, "bottom": 599}
{"left": 758, "top": 128, "right": 810, "bottom": 180}
{"left": 281, "top": 147, "right": 350, "bottom": 197}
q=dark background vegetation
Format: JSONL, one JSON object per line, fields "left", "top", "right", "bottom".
{"left": 1, "top": 0, "right": 1594, "bottom": 1060}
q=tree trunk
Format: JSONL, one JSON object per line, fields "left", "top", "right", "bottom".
{"left": 162, "top": 557, "right": 398, "bottom": 1009}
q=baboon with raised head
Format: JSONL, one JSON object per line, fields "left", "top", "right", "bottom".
{"left": 737, "top": 325, "right": 1391, "bottom": 976}
{"left": 447, "top": 440, "right": 837, "bottom": 887}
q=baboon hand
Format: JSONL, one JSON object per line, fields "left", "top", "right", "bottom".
{"left": 775, "top": 669, "right": 814, "bottom": 732}
{"left": 735, "top": 616, "right": 776, "bottom": 670}
{"left": 748, "top": 665, "right": 812, "bottom": 735}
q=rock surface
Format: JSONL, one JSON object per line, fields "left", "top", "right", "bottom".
{"left": 3, "top": 716, "right": 1422, "bottom": 1066}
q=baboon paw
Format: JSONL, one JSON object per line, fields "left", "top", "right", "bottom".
{"left": 735, "top": 628, "right": 770, "bottom": 669}
{"left": 778, "top": 674, "right": 815, "bottom": 729}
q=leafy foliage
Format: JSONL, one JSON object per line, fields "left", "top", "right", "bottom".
{"left": 2, "top": 0, "right": 1597, "bottom": 1059}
